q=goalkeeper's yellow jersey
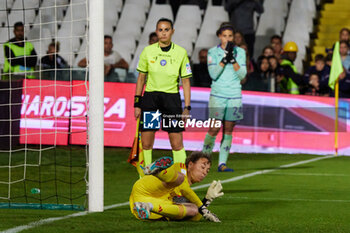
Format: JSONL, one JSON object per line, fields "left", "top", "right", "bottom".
{"left": 130, "top": 162, "right": 203, "bottom": 207}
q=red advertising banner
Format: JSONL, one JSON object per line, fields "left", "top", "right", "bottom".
{"left": 20, "top": 79, "right": 71, "bottom": 145}
{"left": 19, "top": 80, "right": 350, "bottom": 155}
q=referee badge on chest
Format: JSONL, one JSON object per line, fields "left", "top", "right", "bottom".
{"left": 160, "top": 59, "right": 167, "bottom": 66}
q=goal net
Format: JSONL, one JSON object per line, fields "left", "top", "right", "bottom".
{"left": 0, "top": 0, "right": 93, "bottom": 210}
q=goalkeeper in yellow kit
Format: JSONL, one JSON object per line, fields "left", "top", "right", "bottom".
{"left": 129, "top": 152, "right": 223, "bottom": 222}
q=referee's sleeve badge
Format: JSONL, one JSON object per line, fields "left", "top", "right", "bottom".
{"left": 186, "top": 63, "right": 192, "bottom": 74}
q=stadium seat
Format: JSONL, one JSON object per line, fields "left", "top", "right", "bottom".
{"left": 64, "top": 1, "right": 87, "bottom": 22}
{"left": 256, "top": 0, "right": 286, "bottom": 37}
{"left": 125, "top": 0, "right": 150, "bottom": 12}
{"left": 172, "top": 34, "right": 194, "bottom": 55}
{"left": 129, "top": 44, "right": 145, "bottom": 73}
{"left": 58, "top": 20, "right": 86, "bottom": 37}
{"left": 114, "top": 25, "right": 142, "bottom": 43}
{"left": 39, "top": 0, "right": 67, "bottom": 24}
{"left": 104, "top": 0, "right": 120, "bottom": 32}
{"left": 0, "top": 0, "right": 14, "bottom": 10}
{"left": 11, "top": 0, "right": 40, "bottom": 9}
{"left": 173, "top": 23, "right": 198, "bottom": 43}
{"left": 192, "top": 33, "right": 219, "bottom": 64}
{"left": 7, "top": 9, "right": 36, "bottom": 26}
{"left": 202, "top": 5, "right": 228, "bottom": 25}
{"left": 113, "top": 34, "right": 136, "bottom": 64}
{"left": 116, "top": 3, "right": 146, "bottom": 40}
{"left": 0, "top": 27, "right": 10, "bottom": 44}
{"left": 143, "top": 3, "right": 173, "bottom": 36}
{"left": 74, "top": 37, "right": 87, "bottom": 67}
{"left": 59, "top": 37, "right": 81, "bottom": 66}
{"left": 104, "top": 0, "right": 123, "bottom": 14}
{"left": 175, "top": 5, "right": 202, "bottom": 30}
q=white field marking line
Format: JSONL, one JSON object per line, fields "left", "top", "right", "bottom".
{"left": 266, "top": 172, "right": 350, "bottom": 177}
{"left": 192, "top": 155, "right": 335, "bottom": 190}
{"left": 225, "top": 196, "right": 350, "bottom": 203}
{"left": 2, "top": 155, "right": 334, "bottom": 233}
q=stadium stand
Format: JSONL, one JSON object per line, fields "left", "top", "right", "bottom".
{"left": 191, "top": 5, "right": 228, "bottom": 64}
{"left": 311, "top": 0, "right": 350, "bottom": 63}
{"left": 0, "top": 0, "right": 348, "bottom": 97}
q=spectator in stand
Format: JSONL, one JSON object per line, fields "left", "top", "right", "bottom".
{"left": 327, "top": 54, "right": 350, "bottom": 98}
{"left": 149, "top": 32, "right": 159, "bottom": 45}
{"left": 78, "top": 35, "right": 129, "bottom": 77}
{"left": 303, "top": 54, "right": 330, "bottom": 96}
{"left": 339, "top": 28, "right": 350, "bottom": 44}
{"left": 270, "top": 35, "right": 283, "bottom": 60}
{"left": 262, "top": 45, "right": 274, "bottom": 57}
{"left": 339, "top": 70, "right": 350, "bottom": 98}
{"left": 328, "top": 28, "right": 350, "bottom": 55}
{"left": 240, "top": 42, "right": 255, "bottom": 78}
{"left": 325, "top": 53, "right": 332, "bottom": 67}
{"left": 234, "top": 31, "right": 245, "bottom": 47}
{"left": 242, "top": 55, "right": 270, "bottom": 92}
{"left": 305, "top": 73, "right": 330, "bottom": 96}
{"left": 225, "top": 0, "right": 264, "bottom": 58}
{"left": 339, "top": 40, "right": 350, "bottom": 70}
{"left": 3, "top": 22, "right": 38, "bottom": 79}
{"left": 192, "top": 49, "right": 211, "bottom": 87}
{"left": 41, "top": 42, "right": 68, "bottom": 69}
{"left": 277, "top": 41, "right": 306, "bottom": 94}
{"left": 267, "top": 56, "right": 278, "bottom": 93}
{"left": 268, "top": 55, "right": 278, "bottom": 72}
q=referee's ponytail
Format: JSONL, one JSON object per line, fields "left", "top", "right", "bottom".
{"left": 216, "top": 22, "right": 235, "bottom": 37}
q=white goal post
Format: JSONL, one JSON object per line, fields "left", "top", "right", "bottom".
{"left": 88, "top": 0, "right": 104, "bottom": 212}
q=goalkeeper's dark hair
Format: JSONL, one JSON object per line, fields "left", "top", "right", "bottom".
{"left": 185, "top": 152, "right": 212, "bottom": 167}
{"left": 157, "top": 18, "right": 173, "bottom": 29}
{"left": 216, "top": 22, "right": 235, "bottom": 36}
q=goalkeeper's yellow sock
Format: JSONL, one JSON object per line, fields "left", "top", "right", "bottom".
{"left": 143, "top": 149, "right": 152, "bottom": 166}
{"left": 172, "top": 148, "right": 186, "bottom": 163}
{"left": 202, "top": 133, "right": 216, "bottom": 154}
{"left": 219, "top": 134, "right": 232, "bottom": 165}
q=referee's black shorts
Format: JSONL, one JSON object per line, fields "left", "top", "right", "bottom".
{"left": 140, "top": 91, "right": 184, "bottom": 133}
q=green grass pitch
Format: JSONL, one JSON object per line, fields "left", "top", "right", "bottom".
{"left": 1, "top": 147, "right": 350, "bottom": 233}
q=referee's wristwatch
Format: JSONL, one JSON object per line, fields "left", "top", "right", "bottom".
{"left": 184, "top": 106, "right": 191, "bottom": 111}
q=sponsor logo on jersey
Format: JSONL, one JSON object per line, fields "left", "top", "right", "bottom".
{"left": 208, "top": 56, "right": 212, "bottom": 64}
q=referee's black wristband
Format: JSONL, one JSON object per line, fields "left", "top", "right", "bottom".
{"left": 134, "top": 95, "right": 142, "bottom": 108}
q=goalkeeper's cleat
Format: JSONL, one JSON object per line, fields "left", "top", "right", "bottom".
{"left": 142, "top": 156, "right": 173, "bottom": 175}
{"left": 134, "top": 202, "right": 152, "bottom": 220}
{"left": 218, "top": 163, "right": 234, "bottom": 172}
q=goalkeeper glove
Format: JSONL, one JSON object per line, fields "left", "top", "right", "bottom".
{"left": 199, "top": 205, "right": 221, "bottom": 222}
{"left": 202, "top": 180, "right": 224, "bottom": 207}
{"left": 221, "top": 52, "right": 229, "bottom": 65}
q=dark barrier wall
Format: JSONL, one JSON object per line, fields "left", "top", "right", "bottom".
{"left": 0, "top": 79, "right": 23, "bottom": 149}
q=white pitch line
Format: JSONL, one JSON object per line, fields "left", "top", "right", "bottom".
{"left": 225, "top": 196, "right": 350, "bottom": 203}
{"left": 266, "top": 172, "right": 350, "bottom": 177}
{"left": 2, "top": 155, "right": 334, "bottom": 233}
